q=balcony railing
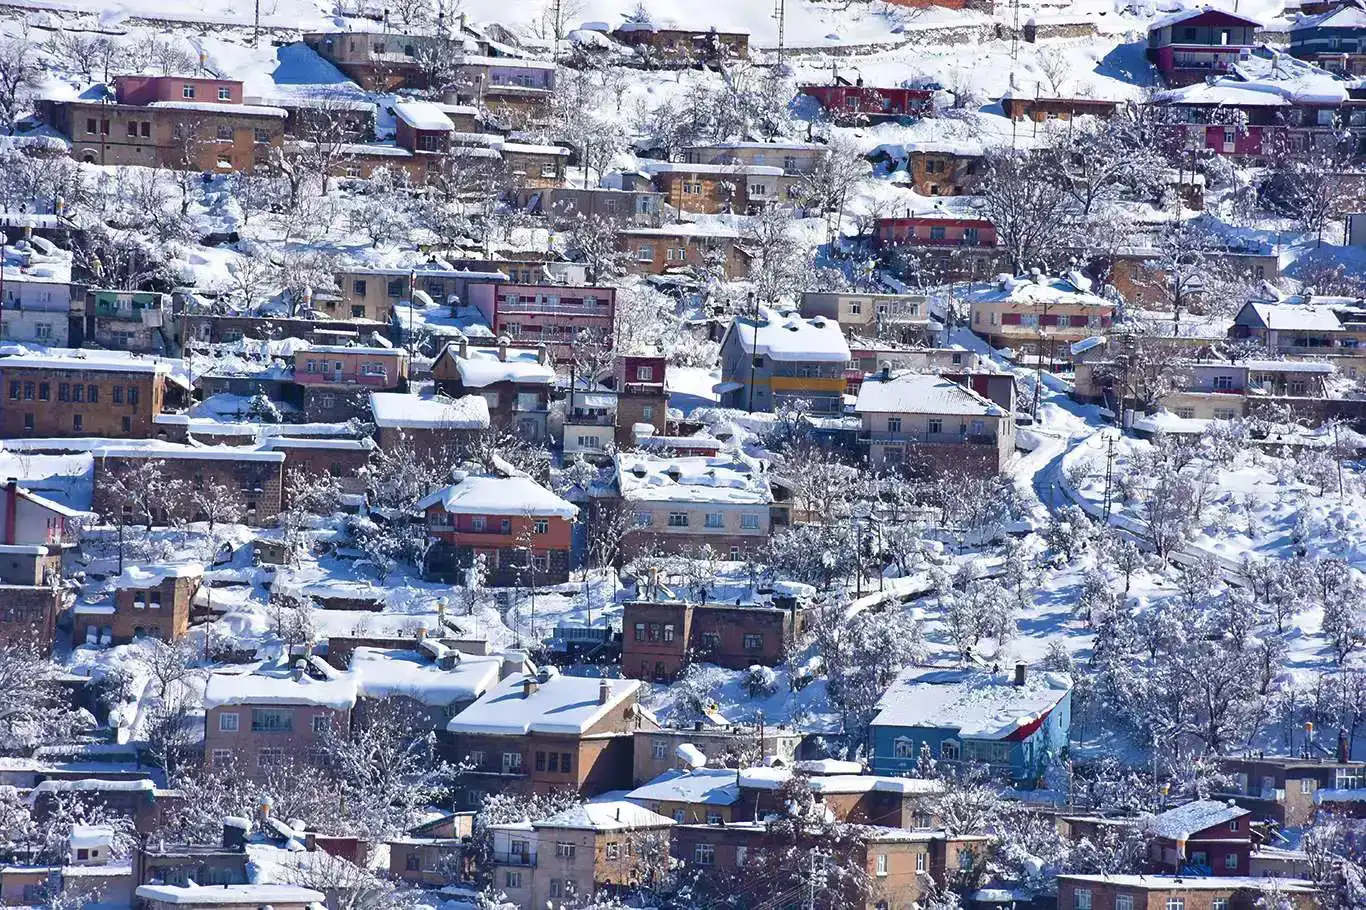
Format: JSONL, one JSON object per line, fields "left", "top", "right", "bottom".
{"left": 499, "top": 300, "right": 612, "bottom": 316}
{"left": 492, "top": 852, "right": 537, "bottom": 867}
{"left": 564, "top": 414, "right": 616, "bottom": 427}
{"left": 621, "top": 381, "right": 665, "bottom": 395}
{"left": 296, "top": 370, "right": 393, "bottom": 386}
{"left": 861, "top": 431, "right": 998, "bottom": 446}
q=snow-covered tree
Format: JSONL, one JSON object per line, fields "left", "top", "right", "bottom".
{"left": 979, "top": 151, "right": 1073, "bottom": 274}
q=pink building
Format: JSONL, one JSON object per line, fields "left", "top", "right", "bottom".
{"left": 202, "top": 668, "right": 356, "bottom": 778}
{"left": 874, "top": 216, "right": 998, "bottom": 248}
{"left": 113, "top": 75, "right": 245, "bottom": 106}
{"left": 467, "top": 283, "right": 616, "bottom": 358}
{"left": 292, "top": 345, "right": 408, "bottom": 388}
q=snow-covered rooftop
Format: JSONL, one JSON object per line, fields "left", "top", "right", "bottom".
{"left": 869, "top": 666, "right": 1071, "bottom": 740}
{"left": 393, "top": 101, "right": 455, "bottom": 131}
{"left": 534, "top": 799, "right": 674, "bottom": 831}
{"left": 134, "top": 884, "right": 326, "bottom": 905}
{"left": 854, "top": 372, "right": 1005, "bottom": 417}
{"left": 967, "top": 273, "right": 1112, "bottom": 311}
{"left": 414, "top": 472, "right": 578, "bottom": 518}
{"left": 736, "top": 767, "right": 945, "bottom": 795}
{"left": 729, "top": 308, "right": 851, "bottom": 363}
{"left": 1146, "top": 799, "right": 1250, "bottom": 840}
{"left": 147, "top": 100, "right": 288, "bottom": 117}
{"left": 202, "top": 671, "right": 358, "bottom": 710}
{"left": 0, "top": 347, "right": 173, "bottom": 374}
{"left": 350, "top": 646, "right": 502, "bottom": 706}
{"left": 448, "top": 344, "right": 555, "bottom": 387}
{"left": 447, "top": 670, "right": 639, "bottom": 735}
{"left": 369, "top": 390, "right": 491, "bottom": 429}
{"left": 615, "top": 452, "right": 772, "bottom": 506}
{"left": 626, "top": 768, "right": 741, "bottom": 806}
{"left": 111, "top": 563, "right": 204, "bottom": 589}
{"left": 1058, "top": 875, "right": 1312, "bottom": 893}
{"left": 1244, "top": 302, "right": 1344, "bottom": 332}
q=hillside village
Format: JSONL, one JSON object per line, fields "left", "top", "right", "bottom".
{"left": 3, "top": 0, "right": 1366, "bottom": 906}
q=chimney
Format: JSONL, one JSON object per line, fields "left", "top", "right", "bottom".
{"left": 523, "top": 677, "right": 539, "bottom": 698}
{"left": 537, "top": 343, "right": 548, "bottom": 365}
{"left": 221, "top": 818, "right": 249, "bottom": 852}
{"left": 292, "top": 660, "right": 306, "bottom": 682}
{"left": 498, "top": 337, "right": 509, "bottom": 361}
{"left": 1014, "top": 662, "right": 1027, "bottom": 687}
{"left": 599, "top": 677, "right": 611, "bottom": 705}
{"left": 1339, "top": 728, "right": 1350, "bottom": 764}
{"left": 458, "top": 337, "right": 469, "bottom": 358}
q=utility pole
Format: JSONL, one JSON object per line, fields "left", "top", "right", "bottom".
{"left": 773, "top": 0, "right": 786, "bottom": 71}
{"left": 1102, "top": 433, "right": 1115, "bottom": 524}
{"left": 806, "top": 848, "right": 828, "bottom": 910}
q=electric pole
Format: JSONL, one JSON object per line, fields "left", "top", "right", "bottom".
{"left": 1102, "top": 433, "right": 1115, "bottom": 524}
{"left": 773, "top": 0, "right": 786, "bottom": 70}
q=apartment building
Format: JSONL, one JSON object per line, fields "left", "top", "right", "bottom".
{"left": 417, "top": 469, "right": 577, "bottom": 586}
{"left": 446, "top": 55, "right": 557, "bottom": 118}
{"left": 444, "top": 669, "right": 651, "bottom": 808}
{"left": 800, "top": 291, "right": 938, "bottom": 345}
{"left": 431, "top": 339, "right": 556, "bottom": 442}
{"left": 620, "top": 597, "right": 809, "bottom": 681}
{"left": 291, "top": 345, "right": 409, "bottom": 421}
{"left": 853, "top": 369, "right": 1016, "bottom": 475}
{"left": 202, "top": 668, "right": 357, "bottom": 777}
{"left": 489, "top": 801, "right": 673, "bottom": 909}
{"left": 717, "top": 308, "right": 852, "bottom": 414}
{"left": 42, "top": 75, "right": 284, "bottom": 171}
{"left": 1057, "top": 875, "right": 1316, "bottom": 910}
{"left": 1215, "top": 751, "right": 1366, "bottom": 827}
{"left": 330, "top": 266, "right": 506, "bottom": 323}
{"left": 613, "top": 452, "right": 778, "bottom": 559}
{"left": 0, "top": 350, "right": 173, "bottom": 437}
{"left": 467, "top": 282, "right": 616, "bottom": 358}
{"left": 967, "top": 274, "right": 1115, "bottom": 368}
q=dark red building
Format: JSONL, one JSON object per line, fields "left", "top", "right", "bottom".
{"left": 1146, "top": 800, "right": 1253, "bottom": 875}
{"left": 873, "top": 216, "right": 997, "bottom": 249}
{"left": 799, "top": 83, "right": 933, "bottom": 123}
{"left": 1146, "top": 9, "right": 1261, "bottom": 86}
{"left": 621, "top": 599, "right": 809, "bottom": 682}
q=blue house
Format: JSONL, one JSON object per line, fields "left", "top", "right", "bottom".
{"left": 1290, "top": 3, "right": 1366, "bottom": 75}
{"left": 868, "top": 664, "right": 1072, "bottom": 786}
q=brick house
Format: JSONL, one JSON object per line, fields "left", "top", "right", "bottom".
{"left": 301, "top": 30, "right": 468, "bottom": 91}
{"left": 291, "top": 345, "right": 409, "bottom": 421}
{"left": 417, "top": 469, "right": 577, "bottom": 586}
{"left": 853, "top": 369, "right": 1016, "bottom": 475}
{"left": 202, "top": 667, "right": 357, "bottom": 777}
{"left": 431, "top": 339, "right": 555, "bottom": 442}
{"left": 903, "top": 146, "right": 985, "bottom": 196}
{"left": 92, "top": 446, "right": 285, "bottom": 526}
{"left": 443, "top": 669, "right": 654, "bottom": 809}
{"left": 136, "top": 884, "right": 325, "bottom": 910}
{"left": 1146, "top": 9, "right": 1262, "bottom": 86}
{"left": 610, "top": 355, "right": 668, "bottom": 445}
{"left": 1146, "top": 800, "right": 1253, "bottom": 876}
{"left": 732, "top": 766, "right": 944, "bottom": 828}
{"left": 466, "top": 282, "right": 616, "bottom": 358}
{"left": 445, "top": 55, "right": 557, "bottom": 120}
{"left": 75, "top": 563, "right": 203, "bottom": 648}
{"left": 630, "top": 726, "right": 804, "bottom": 786}
{"left": 489, "top": 800, "right": 673, "bottom": 908}
{"left": 613, "top": 452, "right": 779, "bottom": 559}
{"left": 392, "top": 100, "right": 456, "bottom": 157}
{"left": 645, "top": 162, "right": 792, "bottom": 215}
{"left": 798, "top": 83, "right": 934, "bottom": 124}
{"left": 611, "top": 24, "right": 749, "bottom": 68}
{"left": 1215, "top": 752, "right": 1366, "bottom": 827}
{"left": 874, "top": 215, "right": 998, "bottom": 250}
{"left": 672, "top": 821, "right": 984, "bottom": 910}
{"left": 541, "top": 186, "right": 665, "bottom": 227}
{"left": 42, "top": 76, "right": 285, "bottom": 171}
{"left": 369, "top": 389, "right": 490, "bottom": 456}
{"left": 260, "top": 437, "right": 375, "bottom": 504}
{"left": 0, "top": 349, "right": 173, "bottom": 437}
{"left": 1056, "top": 875, "right": 1317, "bottom": 910}
{"left": 0, "top": 481, "right": 82, "bottom": 655}
{"left": 618, "top": 227, "right": 752, "bottom": 280}
{"left": 621, "top": 598, "right": 809, "bottom": 681}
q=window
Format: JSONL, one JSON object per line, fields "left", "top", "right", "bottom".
{"left": 112, "top": 386, "right": 123, "bottom": 404}
{"left": 642, "top": 405, "right": 655, "bottom": 420}
{"left": 533, "top": 519, "right": 549, "bottom": 534}
{"left": 636, "top": 365, "right": 654, "bottom": 381}
{"left": 652, "top": 738, "right": 669, "bottom": 759}
{"left": 311, "top": 715, "right": 331, "bottom": 734}
{"left": 73, "top": 414, "right": 83, "bottom": 432}
{"left": 405, "top": 853, "right": 421, "bottom": 872}
{"left": 959, "top": 848, "right": 974, "bottom": 871}
{"left": 140, "top": 121, "right": 150, "bottom": 138}
{"left": 216, "top": 125, "right": 233, "bottom": 140}
{"left": 928, "top": 418, "right": 943, "bottom": 434}
{"left": 555, "top": 842, "right": 576, "bottom": 859}
{"left": 740, "top": 513, "right": 760, "bottom": 530}
{"left": 1210, "top": 900, "right": 1227, "bottom": 910}
{"left": 1228, "top": 820, "right": 1239, "bottom": 832}
{"left": 502, "top": 752, "right": 522, "bottom": 772}
{"left": 251, "top": 708, "right": 293, "bottom": 732}
{"left": 126, "top": 121, "right": 138, "bottom": 138}
{"left": 743, "top": 633, "right": 763, "bottom": 650}
{"left": 219, "top": 712, "right": 239, "bottom": 732}
{"left": 503, "top": 871, "right": 521, "bottom": 889}
{"left": 121, "top": 416, "right": 132, "bottom": 433}
{"left": 183, "top": 84, "right": 196, "bottom": 99}
{"left": 87, "top": 385, "right": 98, "bottom": 403}
{"left": 1165, "top": 899, "right": 1184, "bottom": 910}
{"left": 469, "top": 750, "right": 485, "bottom": 767}
{"left": 254, "top": 128, "right": 270, "bottom": 143}
{"left": 1301, "top": 778, "right": 1314, "bottom": 794}
{"left": 606, "top": 842, "right": 621, "bottom": 859}
{"left": 887, "top": 416, "right": 902, "bottom": 433}
{"left": 1213, "top": 375, "right": 1235, "bottom": 390}
{"left": 663, "top": 624, "right": 675, "bottom": 642}
{"left": 1224, "top": 853, "right": 1238, "bottom": 870}
{"left": 217, "top": 86, "right": 231, "bottom": 101}
{"left": 535, "top": 751, "right": 547, "bottom": 771}
{"left": 668, "top": 512, "right": 688, "bottom": 527}
{"left": 22, "top": 382, "right": 32, "bottom": 401}
{"left": 916, "top": 853, "right": 927, "bottom": 872}
{"left": 211, "top": 749, "right": 231, "bottom": 767}
{"left": 941, "top": 740, "right": 961, "bottom": 760}
{"left": 1074, "top": 889, "right": 1092, "bottom": 910}
{"left": 1115, "top": 896, "right": 1133, "bottom": 910}
{"left": 875, "top": 854, "right": 888, "bottom": 876}
{"left": 258, "top": 748, "right": 284, "bottom": 767}
{"left": 73, "top": 384, "right": 84, "bottom": 403}
{"left": 694, "top": 844, "right": 715, "bottom": 865}
{"left": 472, "top": 516, "right": 486, "bottom": 532}
{"left": 636, "top": 245, "right": 655, "bottom": 261}
{"left": 85, "top": 118, "right": 96, "bottom": 134}
{"left": 704, "top": 512, "right": 723, "bottom": 529}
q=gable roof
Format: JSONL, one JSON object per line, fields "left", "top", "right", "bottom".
{"left": 626, "top": 768, "right": 743, "bottom": 806}
{"left": 1147, "top": 799, "right": 1251, "bottom": 840}
{"left": 1149, "top": 6, "right": 1263, "bottom": 31}
{"left": 870, "top": 666, "right": 1072, "bottom": 740}
{"left": 854, "top": 372, "right": 1005, "bottom": 417}
{"left": 413, "top": 472, "right": 577, "bottom": 518}
{"left": 535, "top": 799, "right": 675, "bottom": 831}
{"left": 447, "top": 670, "right": 639, "bottom": 735}
{"left": 1240, "top": 301, "right": 1344, "bottom": 332}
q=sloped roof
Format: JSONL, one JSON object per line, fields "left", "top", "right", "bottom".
{"left": 447, "top": 670, "right": 638, "bottom": 735}
{"left": 870, "top": 666, "right": 1071, "bottom": 740}
{"left": 1146, "top": 799, "right": 1250, "bottom": 839}
{"left": 535, "top": 799, "right": 675, "bottom": 831}
{"left": 854, "top": 372, "right": 1004, "bottom": 417}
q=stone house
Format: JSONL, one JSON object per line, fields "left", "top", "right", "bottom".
{"left": 91, "top": 445, "right": 285, "bottom": 526}
{"left": 618, "top": 227, "right": 752, "bottom": 279}
{"left": 620, "top": 598, "right": 809, "bottom": 681}
{"left": 369, "top": 389, "right": 490, "bottom": 457}
{"left": 0, "top": 349, "right": 174, "bottom": 437}
{"left": 611, "top": 24, "right": 749, "bottom": 67}
{"left": 75, "top": 563, "right": 203, "bottom": 648}
{"left": 291, "top": 345, "right": 409, "bottom": 421}
{"left": 1056, "top": 875, "right": 1317, "bottom": 910}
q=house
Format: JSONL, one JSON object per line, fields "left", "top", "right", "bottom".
{"left": 610, "top": 355, "right": 669, "bottom": 445}
{"left": 74, "top": 564, "right": 203, "bottom": 649}
{"left": 386, "top": 823, "right": 472, "bottom": 887}
{"left": 488, "top": 800, "right": 673, "bottom": 909}
{"left": 643, "top": 162, "right": 792, "bottom": 215}
{"left": 202, "top": 667, "right": 357, "bottom": 777}
{"left": 1216, "top": 751, "right": 1366, "bottom": 827}
{"left": 684, "top": 141, "right": 830, "bottom": 175}
{"left": 874, "top": 215, "right": 998, "bottom": 250}
{"left": 329, "top": 265, "right": 506, "bottom": 323}
{"left": 132, "top": 820, "right": 251, "bottom": 888}
{"left": 1001, "top": 94, "right": 1121, "bottom": 121}
{"left": 80, "top": 290, "right": 173, "bottom": 354}
{"left": 467, "top": 282, "right": 616, "bottom": 358}
{"left": 620, "top": 596, "right": 809, "bottom": 681}
{"left": 431, "top": 339, "right": 555, "bottom": 442}
{"left": 631, "top": 725, "right": 804, "bottom": 786}
{"left": 91, "top": 445, "right": 285, "bottom": 526}
{"left": 801, "top": 291, "right": 938, "bottom": 345}
{"left": 291, "top": 345, "right": 409, "bottom": 421}
{"left": 29, "top": 778, "right": 181, "bottom": 832}
{"left": 1291, "top": 3, "right": 1366, "bottom": 74}
{"left": 717, "top": 308, "right": 851, "bottom": 414}
{"left": 1056, "top": 875, "right": 1318, "bottom": 910}
{"left": 0, "top": 480, "right": 83, "bottom": 655}
{"left": 868, "top": 664, "right": 1072, "bottom": 785}
{"left": 733, "top": 765, "right": 944, "bottom": 828}
{"left": 0, "top": 269, "right": 76, "bottom": 347}
{"left": 500, "top": 141, "right": 571, "bottom": 189}
{"left": 446, "top": 55, "right": 558, "bottom": 118}
{"left": 798, "top": 83, "right": 934, "bottom": 124}
{"left": 1157, "top": 359, "right": 1334, "bottom": 422}
{"left": 443, "top": 668, "right": 653, "bottom": 808}
{"left": 618, "top": 226, "right": 752, "bottom": 280}
{"left": 1146, "top": 8, "right": 1263, "bottom": 86}
{"left": 1146, "top": 800, "right": 1252, "bottom": 875}
{"left": 613, "top": 452, "right": 778, "bottom": 559}
{"left": 349, "top": 644, "right": 504, "bottom": 730}
{"left": 135, "top": 884, "right": 325, "bottom": 910}
{"left": 540, "top": 186, "right": 665, "bottom": 227}
{"left": 0, "top": 349, "right": 174, "bottom": 437}
{"left": 967, "top": 273, "right": 1115, "bottom": 369}
{"left": 853, "top": 369, "right": 1016, "bottom": 475}
{"left": 611, "top": 23, "right": 750, "bottom": 67}
{"left": 260, "top": 436, "right": 376, "bottom": 503}
{"left": 902, "top": 144, "right": 985, "bottom": 196}
{"left": 369, "top": 389, "right": 490, "bottom": 456}
{"left": 626, "top": 767, "right": 743, "bottom": 824}
{"left": 672, "top": 821, "right": 985, "bottom": 910}
{"left": 1150, "top": 72, "right": 1347, "bottom": 158}
{"left": 1230, "top": 300, "right": 1347, "bottom": 354}
{"left": 561, "top": 380, "right": 618, "bottom": 461}
{"left": 416, "top": 469, "right": 577, "bottom": 585}
{"left": 42, "top": 75, "right": 285, "bottom": 171}
{"left": 301, "top": 30, "right": 472, "bottom": 90}
{"left": 393, "top": 101, "right": 457, "bottom": 157}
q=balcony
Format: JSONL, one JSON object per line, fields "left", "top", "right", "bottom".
{"left": 296, "top": 370, "right": 394, "bottom": 386}
{"left": 861, "top": 431, "right": 997, "bottom": 446}
{"left": 492, "top": 852, "right": 537, "bottom": 867}
{"left": 498, "top": 299, "right": 612, "bottom": 317}
{"left": 564, "top": 413, "right": 616, "bottom": 427}
{"left": 621, "top": 381, "right": 665, "bottom": 395}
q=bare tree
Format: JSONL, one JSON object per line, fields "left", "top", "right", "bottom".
{"left": 979, "top": 151, "right": 1073, "bottom": 274}
{"left": 0, "top": 32, "right": 42, "bottom": 134}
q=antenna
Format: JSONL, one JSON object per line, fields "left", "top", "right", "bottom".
{"left": 773, "top": 0, "right": 786, "bottom": 70}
